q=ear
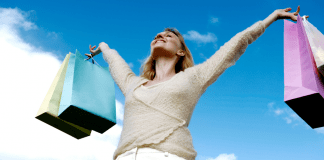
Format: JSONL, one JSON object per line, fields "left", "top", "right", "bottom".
{"left": 176, "top": 50, "right": 185, "bottom": 57}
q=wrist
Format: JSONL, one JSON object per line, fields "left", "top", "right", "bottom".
{"left": 263, "top": 11, "right": 278, "bottom": 28}
{"left": 272, "top": 10, "right": 280, "bottom": 21}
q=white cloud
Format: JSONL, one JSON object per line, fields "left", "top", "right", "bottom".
{"left": 267, "top": 102, "right": 311, "bottom": 129}
{"left": 207, "top": 153, "right": 237, "bottom": 160}
{"left": 116, "top": 99, "right": 124, "bottom": 122}
{"left": 183, "top": 30, "right": 217, "bottom": 44}
{"left": 213, "top": 43, "right": 218, "bottom": 50}
{"left": 315, "top": 127, "right": 324, "bottom": 134}
{"left": 0, "top": 7, "right": 122, "bottom": 160}
{"left": 267, "top": 102, "right": 275, "bottom": 108}
{"left": 128, "top": 62, "right": 134, "bottom": 68}
{"left": 47, "top": 31, "right": 59, "bottom": 39}
{"left": 210, "top": 17, "right": 219, "bottom": 24}
{"left": 289, "top": 113, "right": 299, "bottom": 120}
{"left": 0, "top": 7, "right": 37, "bottom": 31}
{"left": 138, "top": 58, "right": 146, "bottom": 64}
{"left": 274, "top": 108, "right": 284, "bottom": 115}
{"left": 199, "top": 53, "right": 208, "bottom": 60}
{"left": 284, "top": 117, "right": 292, "bottom": 124}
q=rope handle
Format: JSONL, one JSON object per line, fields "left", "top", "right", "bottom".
{"left": 302, "top": 15, "right": 308, "bottom": 21}
{"left": 84, "top": 54, "right": 100, "bottom": 66}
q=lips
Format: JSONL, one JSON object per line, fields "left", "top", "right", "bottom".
{"left": 156, "top": 39, "right": 165, "bottom": 43}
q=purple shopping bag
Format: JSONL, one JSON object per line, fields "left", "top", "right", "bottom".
{"left": 284, "top": 15, "right": 324, "bottom": 129}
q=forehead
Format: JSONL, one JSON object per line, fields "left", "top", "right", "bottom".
{"left": 155, "top": 31, "right": 177, "bottom": 37}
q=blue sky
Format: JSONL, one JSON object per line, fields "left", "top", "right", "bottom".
{"left": 1, "top": 0, "right": 324, "bottom": 160}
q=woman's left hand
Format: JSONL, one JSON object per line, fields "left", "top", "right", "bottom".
{"left": 275, "top": 6, "right": 309, "bottom": 21}
{"left": 263, "top": 6, "right": 309, "bottom": 28}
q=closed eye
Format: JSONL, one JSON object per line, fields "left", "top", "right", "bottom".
{"left": 153, "top": 34, "right": 171, "bottom": 40}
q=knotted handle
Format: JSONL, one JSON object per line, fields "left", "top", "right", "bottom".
{"left": 302, "top": 15, "right": 308, "bottom": 21}
{"left": 84, "top": 54, "right": 100, "bottom": 66}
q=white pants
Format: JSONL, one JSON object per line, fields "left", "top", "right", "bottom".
{"left": 116, "top": 147, "right": 187, "bottom": 160}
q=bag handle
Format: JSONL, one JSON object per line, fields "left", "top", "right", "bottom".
{"left": 84, "top": 54, "right": 100, "bottom": 66}
{"left": 302, "top": 15, "right": 308, "bottom": 21}
{"left": 301, "top": 15, "right": 315, "bottom": 36}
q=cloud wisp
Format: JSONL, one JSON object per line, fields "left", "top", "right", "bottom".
{"left": 267, "top": 102, "right": 324, "bottom": 132}
{"left": 210, "top": 17, "right": 219, "bottom": 24}
{"left": 206, "top": 153, "right": 237, "bottom": 160}
{"left": 267, "top": 102, "right": 302, "bottom": 126}
{"left": 0, "top": 7, "right": 37, "bottom": 31}
{"left": 128, "top": 62, "right": 134, "bottom": 69}
{"left": 199, "top": 53, "right": 208, "bottom": 60}
{"left": 0, "top": 7, "right": 122, "bottom": 160}
{"left": 183, "top": 30, "right": 217, "bottom": 45}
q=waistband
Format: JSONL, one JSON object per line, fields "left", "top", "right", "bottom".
{"left": 118, "top": 147, "right": 170, "bottom": 160}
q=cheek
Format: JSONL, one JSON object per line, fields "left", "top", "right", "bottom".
{"left": 173, "top": 41, "right": 181, "bottom": 50}
{"left": 171, "top": 38, "right": 181, "bottom": 48}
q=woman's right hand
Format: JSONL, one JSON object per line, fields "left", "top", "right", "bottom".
{"left": 85, "top": 44, "right": 100, "bottom": 59}
{"left": 85, "top": 42, "right": 110, "bottom": 59}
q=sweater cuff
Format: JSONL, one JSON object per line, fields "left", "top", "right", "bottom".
{"left": 92, "top": 42, "right": 111, "bottom": 57}
{"left": 100, "top": 43, "right": 110, "bottom": 52}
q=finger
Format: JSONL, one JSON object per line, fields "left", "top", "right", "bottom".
{"left": 89, "top": 45, "right": 92, "bottom": 50}
{"left": 294, "top": 6, "right": 300, "bottom": 15}
{"left": 92, "top": 45, "right": 96, "bottom": 50}
{"left": 284, "top": 7, "right": 292, "bottom": 12}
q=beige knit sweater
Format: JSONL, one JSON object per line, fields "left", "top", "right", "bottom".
{"left": 101, "top": 21, "right": 266, "bottom": 160}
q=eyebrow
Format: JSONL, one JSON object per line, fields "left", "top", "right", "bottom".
{"left": 155, "top": 32, "right": 173, "bottom": 38}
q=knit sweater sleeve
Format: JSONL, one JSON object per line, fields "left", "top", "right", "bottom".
{"left": 101, "top": 46, "right": 137, "bottom": 96}
{"left": 194, "top": 21, "right": 266, "bottom": 91}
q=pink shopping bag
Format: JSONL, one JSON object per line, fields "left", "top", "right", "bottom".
{"left": 284, "top": 15, "right": 324, "bottom": 129}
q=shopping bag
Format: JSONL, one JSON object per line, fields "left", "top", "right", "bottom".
{"left": 58, "top": 50, "right": 116, "bottom": 134}
{"left": 302, "top": 16, "right": 324, "bottom": 77}
{"left": 36, "top": 52, "right": 92, "bottom": 139}
{"left": 284, "top": 15, "right": 324, "bottom": 129}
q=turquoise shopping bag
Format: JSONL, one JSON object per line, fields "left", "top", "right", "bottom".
{"left": 58, "top": 50, "right": 116, "bottom": 134}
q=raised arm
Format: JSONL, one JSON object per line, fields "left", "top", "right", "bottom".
{"left": 194, "top": 6, "right": 304, "bottom": 91}
{"left": 87, "top": 42, "right": 137, "bottom": 96}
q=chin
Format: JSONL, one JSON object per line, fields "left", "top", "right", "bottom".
{"left": 152, "top": 47, "right": 173, "bottom": 58}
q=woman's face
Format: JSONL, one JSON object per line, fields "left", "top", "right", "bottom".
{"left": 150, "top": 31, "right": 182, "bottom": 59}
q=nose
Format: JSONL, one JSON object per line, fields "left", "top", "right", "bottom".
{"left": 157, "top": 34, "right": 167, "bottom": 40}
{"left": 157, "top": 36, "right": 166, "bottom": 41}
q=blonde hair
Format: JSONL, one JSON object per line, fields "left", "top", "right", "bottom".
{"left": 140, "top": 28, "right": 194, "bottom": 80}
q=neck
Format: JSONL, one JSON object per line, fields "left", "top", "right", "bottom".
{"left": 154, "top": 56, "right": 178, "bottom": 81}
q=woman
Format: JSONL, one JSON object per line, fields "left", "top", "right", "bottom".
{"left": 86, "top": 6, "right": 307, "bottom": 160}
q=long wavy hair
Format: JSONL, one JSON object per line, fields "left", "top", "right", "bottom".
{"left": 140, "top": 28, "right": 194, "bottom": 80}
